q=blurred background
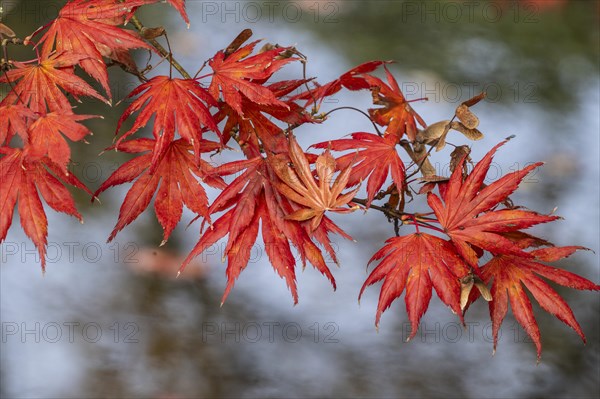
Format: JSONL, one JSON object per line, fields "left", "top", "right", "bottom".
{"left": 1, "top": 0, "right": 599, "bottom": 398}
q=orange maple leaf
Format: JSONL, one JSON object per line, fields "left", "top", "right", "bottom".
{"left": 270, "top": 135, "right": 360, "bottom": 231}
{"left": 292, "top": 60, "right": 388, "bottom": 108}
{"left": 36, "top": 0, "right": 155, "bottom": 97}
{"left": 26, "top": 112, "right": 98, "bottom": 172}
{"left": 0, "top": 104, "right": 36, "bottom": 145}
{"left": 179, "top": 153, "right": 353, "bottom": 304}
{"left": 364, "top": 66, "right": 426, "bottom": 142}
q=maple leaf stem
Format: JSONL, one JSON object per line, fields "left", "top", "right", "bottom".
{"left": 353, "top": 196, "right": 442, "bottom": 235}
{"left": 193, "top": 60, "right": 209, "bottom": 79}
{"left": 323, "top": 107, "right": 384, "bottom": 137}
{"left": 195, "top": 72, "right": 213, "bottom": 81}
{"left": 415, "top": 221, "right": 444, "bottom": 233}
{"left": 410, "top": 215, "right": 421, "bottom": 234}
{"left": 129, "top": 15, "right": 191, "bottom": 79}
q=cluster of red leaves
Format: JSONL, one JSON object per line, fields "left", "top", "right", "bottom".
{"left": 0, "top": 0, "right": 187, "bottom": 268}
{"left": 1, "top": 0, "right": 598, "bottom": 360}
{"left": 361, "top": 140, "right": 599, "bottom": 359}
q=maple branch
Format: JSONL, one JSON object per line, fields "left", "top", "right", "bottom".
{"left": 352, "top": 198, "right": 406, "bottom": 219}
{"left": 353, "top": 197, "right": 444, "bottom": 235}
{"left": 129, "top": 15, "right": 191, "bottom": 79}
{"left": 1, "top": 37, "right": 24, "bottom": 47}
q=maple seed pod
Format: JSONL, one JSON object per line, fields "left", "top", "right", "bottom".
{"left": 455, "top": 104, "right": 479, "bottom": 129}
{"left": 475, "top": 280, "right": 492, "bottom": 302}
{"left": 460, "top": 273, "right": 492, "bottom": 309}
{"left": 449, "top": 122, "right": 484, "bottom": 141}
{"left": 259, "top": 43, "right": 276, "bottom": 54}
{"left": 462, "top": 91, "right": 487, "bottom": 107}
{"left": 224, "top": 28, "right": 253, "bottom": 57}
{"left": 460, "top": 274, "right": 475, "bottom": 310}
{"left": 416, "top": 120, "right": 449, "bottom": 145}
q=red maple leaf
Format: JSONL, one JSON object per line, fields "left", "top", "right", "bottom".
{"left": 364, "top": 66, "right": 427, "bottom": 142}
{"left": 427, "top": 141, "right": 559, "bottom": 267}
{"left": 208, "top": 41, "right": 294, "bottom": 116}
{"left": 313, "top": 132, "right": 405, "bottom": 206}
{"left": 214, "top": 79, "right": 316, "bottom": 155}
{"left": 214, "top": 100, "right": 288, "bottom": 156}
{"left": 359, "top": 233, "right": 470, "bottom": 336}
{"left": 0, "top": 104, "right": 36, "bottom": 145}
{"left": 26, "top": 112, "right": 98, "bottom": 172}
{"left": 94, "top": 138, "right": 225, "bottom": 244}
{"left": 292, "top": 60, "right": 388, "bottom": 108}
{"left": 481, "top": 246, "right": 599, "bottom": 360}
{"left": 0, "top": 52, "right": 108, "bottom": 113}
{"left": 179, "top": 148, "right": 349, "bottom": 304}
{"left": 163, "top": 0, "right": 190, "bottom": 26}
{"left": 35, "top": 0, "right": 155, "bottom": 97}
{"left": 0, "top": 147, "right": 92, "bottom": 269}
{"left": 115, "top": 75, "right": 220, "bottom": 172}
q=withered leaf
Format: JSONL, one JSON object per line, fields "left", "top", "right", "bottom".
{"left": 449, "top": 145, "right": 471, "bottom": 174}
{"left": 141, "top": 26, "right": 166, "bottom": 40}
{"left": 0, "top": 23, "right": 16, "bottom": 38}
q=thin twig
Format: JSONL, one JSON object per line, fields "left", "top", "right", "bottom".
{"left": 129, "top": 15, "right": 191, "bottom": 79}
